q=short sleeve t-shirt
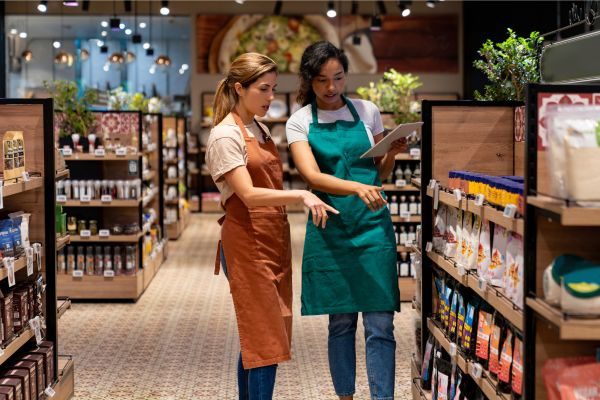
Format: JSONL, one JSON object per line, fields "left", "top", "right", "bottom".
{"left": 205, "top": 115, "right": 269, "bottom": 204}
{"left": 286, "top": 98, "right": 383, "bottom": 146}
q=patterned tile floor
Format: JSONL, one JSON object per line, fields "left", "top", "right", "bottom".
{"left": 59, "top": 213, "right": 417, "bottom": 399}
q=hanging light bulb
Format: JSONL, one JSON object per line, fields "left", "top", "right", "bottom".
{"left": 37, "top": 1, "right": 48, "bottom": 13}
{"left": 101, "top": 20, "right": 109, "bottom": 28}
{"left": 326, "top": 1, "right": 337, "bottom": 18}
{"left": 125, "top": 51, "right": 136, "bottom": 63}
{"left": 143, "top": 42, "right": 151, "bottom": 50}
{"left": 139, "top": 22, "right": 147, "bottom": 29}
{"left": 160, "top": 1, "right": 170, "bottom": 15}
{"left": 53, "top": 40, "right": 62, "bottom": 49}
{"left": 154, "top": 54, "right": 172, "bottom": 68}
{"left": 9, "top": 28, "right": 18, "bottom": 35}
{"left": 125, "top": 28, "right": 132, "bottom": 35}
{"left": 22, "top": 50, "right": 33, "bottom": 62}
{"left": 79, "top": 48, "right": 90, "bottom": 61}
{"left": 101, "top": 31, "right": 107, "bottom": 37}
{"left": 19, "top": 32, "right": 28, "bottom": 39}
{"left": 54, "top": 51, "right": 74, "bottom": 67}
{"left": 108, "top": 52, "right": 125, "bottom": 64}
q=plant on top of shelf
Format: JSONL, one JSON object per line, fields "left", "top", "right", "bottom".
{"left": 356, "top": 69, "right": 422, "bottom": 126}
{"left": 129, "top": 92, "right": 150, "bottom": 113}
{"left": 108, "top": 87, "right": 131, "bottom": 111}
{"left": 473, "top": 28, "right": 543, "bottom": 102}
{"left": 45, "top": 80, "right": 97, "bottom": 138}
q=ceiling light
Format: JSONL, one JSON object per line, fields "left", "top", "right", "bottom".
{"left": 97, "top": 39, "right": 104, "bottom": 47}
{"left": 143, "top": 42, "right": 151, "bottom": 50}
{"left": 79, "top": 48, "right": 90, "bottom": 61}
{"left": 119, "top": 23, "right": 126, "bottom": 30}
{"left": 19, "top": 32, "right": 28, "bottom": 39}
{"left": 101, "top": 20, "right": 108, "bottom": 28}
{"left": 181, "top": 63, "right": 189, "bottom": 71}
{"left": 371, "top": 15, "right": 382, "bottom": 31}
{"left": 426, "top": 0, "right": 436, "bottom": 8}
{"left": 327, "top": 1, "right": 337, "bottom": 18}
{"left": 179, "top": 69, "right": 185, "bottom": 75}
{"left": 132, "top": 33, "right": 142, "bottom": 44}
{"left": 160, "top": 1, "right": 170, "bottom": 15}
{"left": 149, "top": 66, "right": 156, "bottom": 74}
{"left": 62, "top": 1, "right": 79, "bottom": 6}
{"left": 125, "top": 28, "right": 132, "bottom": 35}
{"left": 108, "top": 52, "right": 125, "bottom": 64}
{"left": 53, "top": 40, "right": 61, "bottom": 49}
{"left": 110, "top": 17, "right": 120, "bottom": 31}
{"left": 155, "top": 54, "right": 172, "bottom": 67}
{"left": 9, "top": 29, "right": 18, "bottom": 35}
{"left": 22, "top": 50, "right": 33, "bottom": 62}
{"left": 401, "top": 6, "right": 411, "bottom": 17}
{"left": 37, "top": 1, "right": 48, "bottom": 13}
{"left": 103, "top": 63, "right": 110, "bottom": 72}
{"left": 139, "top": 22, "right": 146, "bottom": 29}
{"left": 101, "top": 30, "right": 107, "bottom": 37}
{"left": 398, "top": 1, "right": 412, "bottom": 17}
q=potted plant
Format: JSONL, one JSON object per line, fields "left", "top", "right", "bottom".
{"left": 473, "top": 28, "right": 543, "bottom": 141}
{"left": 108, "top": 87, "right": 131, "bottom": 111}
{"left": 45, "top": 80, "right": 98, "bottom": 149}
{"left": 356, "top": 69, "right": 422, "bottom": 128}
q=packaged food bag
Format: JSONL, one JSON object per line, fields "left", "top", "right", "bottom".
{"left": 454, "top": 210, "right": 463, "bottom": 263}
{"left": 489, "top": 225, "right": 509, "bottom": 287}
{"left": 435, "top": 357, "right": 452, "bottom": 400}
{"left": 421, "top": 334, "right": 436, "bottom": 390}
{"left": 444, "top": 206, "right": 458, "bottom": 258}
{"left": 459, "top": 213, "right": 473, "bottom": 268}
{"left": 504, "top": 233, "right": 524, "bottom": 307}
{"left": 434, "top": 205, "right": 448, "bottom": 253}
{"left": 498, "top": 327, "right": 514, "bottom": 394}
{"left": 475, "top": 305, "right": 493, "bottom": 369}
{"left": 542, "top": 356, "right": 597, "bottom": 400}
{"left": 512, "top": 335, "right": 524, "bottom": 399}
{"left": 558, "top": 363, "right": 600, "bottom": 400}
{"left": 467, "top": 216, "right": 482, "bottom": 270}
{"left": 477, "top": 220, "right": 492, "bottom": 280}
{"left": 488, "top": 314, "right": 505, "bottom": 378}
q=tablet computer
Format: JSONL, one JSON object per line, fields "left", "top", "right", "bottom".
{"left": 360, "top": 122, "right": 423, "bottom": 159}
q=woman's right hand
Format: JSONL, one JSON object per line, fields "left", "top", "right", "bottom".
{"left": 299, "top": 190, "right": 339, "bottom": 229}
{"left": 353, "top": 183, "right": 387, "bottom": 211}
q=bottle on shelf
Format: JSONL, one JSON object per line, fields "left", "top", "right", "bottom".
{"left": 76, "top": 246, "right": 85, "bottom": 271}
{"left": 399, "top": 195, "right": 408, "bottom": 215}
{"left": 400, "top": 252, "right": 410, "bottom": 277}
{"left": 408, "top": 226, "right": 416, "bottom": 245}
{"left": 403, "top": 164, "right": 412, "bottom": 182}
{"left": 409, "top": 195, "right": 418, "bottom": 215}
{"left": 394, "top": 165, "right": 404, "bottom": 186}
{"left": 95, "top": 245, "right": 103, "bottom": 275}
{"left": 390, "top": 195, "right": 399, "bottom": 215}
{"left": 413, "top": 163, "right": 421, "bottom": 178}
{"left": 85, "top": 246, "right": 94, "bottom": 275}
{"left": 417, "top": 195, "right": 421, "bottom": 215}
{"left": 399, "top": 225, "right": 408, "bottom": 246}
{"left": 394, "top": 225, "right": 399, "bottom": 245}
{"left": 66, "top": 247, "right": 75, "bottom": 273}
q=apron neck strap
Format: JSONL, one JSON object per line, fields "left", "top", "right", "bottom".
{"left": 230, "top": 111, "right": 270, "bottom": 142}
{"left": 311, "top": 95, "right": 359, "bottom": 124}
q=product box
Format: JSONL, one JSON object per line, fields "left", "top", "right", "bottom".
{"left": 0, "top": 291, "right": 14, "bottom": 343}
{"left": 3, "top": 370, "right": 30, "bottom": 400}
{"left": 0, "top": 378, "right": 22, "bottom": 400}
{"left": 17, "top": 355, "right": 44, "bottom": 396}
{"left": 34, "top": 341, "right": 54, "bottom": 384}
{"left": 0, "top": 386, "right": 14, "bottom": 400}
{"left": 12, "top": 290, "right": 28, "bottom": 334}
{"left": 11, "top": 362, "right": 37, "bottom": 400}
{"left": 26, "top": 286, "right": 34, "bottom": 322}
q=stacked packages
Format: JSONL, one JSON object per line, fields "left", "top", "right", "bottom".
{"left": 448, "top": 171, "right": 524, "bottom": 214}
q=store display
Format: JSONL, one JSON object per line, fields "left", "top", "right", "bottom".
{"left": 59, "top": 245, "right": 137, "bottom": 276}
{"left": 3, "top": 131, "right": 25, "bottom": 181}
{"left": 57, "top": 179, "right": 142, "bottom": 200}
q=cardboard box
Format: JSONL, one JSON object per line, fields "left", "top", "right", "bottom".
{"left": 17, "top": 355, "right": 44, "bottom": 397}
{"left": 27, "top": 347, "right": 52, "bottom": 391}
{"left": 0, "top": 378, "right": 22, "bottom": 400}
{"left": 34, "top": 341, "right": 54, "bottom": 385}
{"left": 0, "top": 291, "right": 14, "bottom": 343}
{"left": 0, "top": 386, "right": 14, "bottom": 400}
{"left": 11, "top": 362, "right": 36, "bottom": 400}
{"left": 3, "top": 370, "right": 30, "bottom": 400}
{"left": 12, "top": 290, "right": 28, "bottom": 334}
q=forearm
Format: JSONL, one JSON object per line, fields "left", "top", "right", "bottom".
{"left": 240, "top": 188, "right": 304, "bottom": 208}
{"left": 378, "top": 153, "right": 396, "bottom": 180}
{"left": 304, "top": 172, "right": 359, "bottom": 196}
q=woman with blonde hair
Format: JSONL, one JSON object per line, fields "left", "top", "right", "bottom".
{"left": 206, "top": 52, "right": 338, "bottom": 400}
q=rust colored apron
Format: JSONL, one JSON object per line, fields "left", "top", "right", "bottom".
{"left": 214, "top": 112, "right": 293, "bottom": 369}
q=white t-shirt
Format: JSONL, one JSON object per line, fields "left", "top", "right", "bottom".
{"left": 286, "top": 98, "right": 383, "bottom": 146}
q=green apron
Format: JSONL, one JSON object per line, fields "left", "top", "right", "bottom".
{"left": 301, "top": 97, "right": 400, "bottom": 316}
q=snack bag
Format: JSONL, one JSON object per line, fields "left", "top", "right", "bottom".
{"left": 434, "top": 205, "right": 448, "bottom": 253}
{"left": 444, "top": 207, "right": 458, "bottom": 258}
{"left": 454, "top": 209, "right": 463, "bottom": 263}
{"left": 467, "top": 216, "right": 482, "bottom": 270}
{"left": 477, "top": 220, "right": 492, "bottom": 280}
{"left": 460, "top": 213, "right": 473, "bottom": 268}
{"left": 505, "top": 233, "right": 524, "bottom": 307}
{"left": 489, "top": 225, "right": 509, "bottom": 287}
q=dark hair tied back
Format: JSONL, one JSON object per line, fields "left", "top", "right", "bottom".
{"left": 296, "top": 41, "right": 348, "bottom": 107}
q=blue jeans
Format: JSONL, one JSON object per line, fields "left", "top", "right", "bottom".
{"left": 221, "top": 244, "right": 278, "bottom": 400}
{"left": 328, "top": 312, "right": 396, "bottom": 400}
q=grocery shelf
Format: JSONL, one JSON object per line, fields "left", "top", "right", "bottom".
{"left": 397, "top": 246, "right": 415, "bottom": 253}
{"left": 383, "top": 184, "right": 420, "bottom": 192}
{"left": 411, "top": 354, "right": 431, "bottom": 400}
{"left": 56, "top": 169, "right": 70, "bottom": 180}
{"left": 69, "top": 232, "right": 143, "bottom": 243}
{"left": 63, "top": 153, "right": 140, "bottom": 161}
{"left": 426, "top": 187, "right": 524, "bottom": 236}
{"left": 0, "top": 256, "right": 27, "bottom": 282}
{"left": 0, "top": 328, "right": 34, "bottom": 365}
{"left": 143, "top": 188, "right": 159, "bottom": 207}
{"left": 526, "top": 297, "right": 600, "bottom": 340}
{"left": 427, "top": 251, "right": 468, "bottom": 285}
{"left": 57, "top": 272, "right": 144, "bottom": 300}
{"left": 528, "top": 195, "right": 600, "bottom": 226}
{"left": 391, "top": 215, "right": 421, "bottom": 223}
{"left": 59, "top": 198, "right": 141, "bottom": 207}
{"left": 3, "top": 176, "right": 43, "bottom": 198}
{"left": 52, "top": 355, "right": 74, "bottom": 399}
{"left": 396, "top": 154, "right": 420, "bottom": 161}
{"left": 57, "top": 298, "right": 71, "bottom": 320}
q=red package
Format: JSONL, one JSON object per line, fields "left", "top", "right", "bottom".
{"left": 475, "top": 310, "right": 492, "bottom": 362}
{"left": 543, "top": 357, "right": 596, "bottom": 400}
{"left": 512, "top": 336, "right": 523, "bottom": 396}
{"left": 488, "top": 322, "right": 502, "bottom": 376}
{"left": 498, "top": 329, "right": 513, "bottom": 386}
{"left": 558, "top": 364, "right": 600, "bottom": 400}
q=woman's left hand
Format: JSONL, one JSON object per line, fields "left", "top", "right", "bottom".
{"left": 388, "top": 137, "right": 409, "bottom": 156}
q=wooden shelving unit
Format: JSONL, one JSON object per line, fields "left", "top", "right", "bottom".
{"left": 186, "top": 131, "right": 201, "bottom": 212}
{"left": 3, "top": 176, "right": 44, "bottom": 197}
{"left": 527, "top": 195, "right": 600, "bottom": 226}
{"left": 391, "top": 215, "right": 421, "bottom": 223}
{"left": 383, "top": 184, "right": 420, "bottom": 192}
{"left": 57, "top": 110, "right": 166, "bottom": 301}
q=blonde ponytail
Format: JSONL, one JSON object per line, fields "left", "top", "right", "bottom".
{"left": 211, "top": 53, "right": 278, "bottom": 126}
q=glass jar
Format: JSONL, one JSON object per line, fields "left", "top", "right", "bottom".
{"left": 76, "top": 246, "right": 85, "bottom": 271}
{"left": 114, "top": 246, "right": 122, "bottom": 275}
{"left": 95, "top": 245, "right": 103, "bottom": 275}
{"left": 67, "top": 217, "right": 78, "bottom": 235}
{"left": 89, "top": 220, "right": 98, "bottom": 235}
{"left": 66, "top": 246, "right": 75, "bottom": 273}
{"left": 77, "top": 220, "right": 87, "bottom": 233}
{"left": 85, "top": 246, "right": 95, "bottom": 275}
{"left": 104, "top": 246, "right": 113, "bottom": 271}
{"left": 57, "top": 249, "right": 66, "bottom": 274}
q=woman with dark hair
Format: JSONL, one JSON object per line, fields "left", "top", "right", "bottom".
{"left": 206, "top": 52, "right": 337, "bottom": 399}
{"left": 286, "top": 41, "right": 407, "bottom": 400}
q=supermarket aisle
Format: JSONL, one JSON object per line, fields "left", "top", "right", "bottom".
{"left": 59, "top": 213, "right": 416, "bottom": 399}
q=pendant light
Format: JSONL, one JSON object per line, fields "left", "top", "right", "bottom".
{"left": 22, "top": 4, "right": 33, "bottom": 62}
{"left": 55, "top": 6, "right": 74, "bottom": 68}
{"left": 125, "top": 51, "right": 136, "bottom": 63}
{"left": 108, "top": 52, "right": 125, "bottom": 64}
{"left": 145, "top": 0, "right": 154, "bottom": 56}
{"left": 154, "top": 15, "right": 171, "bottom": 69}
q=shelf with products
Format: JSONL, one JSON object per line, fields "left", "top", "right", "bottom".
{"left": 61, "top": 153, "right": 140, "bottom": 161}
{"left": 383, "top": 184, "right": 419, "bottom": 192}
{"left": 523, "top": 84, "right": 600, "bottom": 399}
{"left": 55, "top": 169, "right": 70, "bottom": 181}
{"left": 56, "top": 110, "right": 166, "bottom": 301}
{"left": 163, "top": 115, "right": 190, "bottom": 237}
{"left": 0, "top": 98, "right": 60, "bottom": 391}
{"left": 391, "top": 215, "right": 421, "bottom": 223}
{"left": 186, "top": 131, "right": 202, "bottom": 212}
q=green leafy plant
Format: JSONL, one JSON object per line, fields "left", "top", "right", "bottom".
{"left": 473, "top": 29, "right": 543, "bottom": 102}
{"left": 108, "top": 87, "right": 131, "bottom": 111}
{"left": 129, "top": 92, "right": 149, "bottom": 113}
{"left": 44, "top": 80, "right": 97, "bottom": 138}
{"left": 357, "top": 69, "right": 422, "bottom": 125}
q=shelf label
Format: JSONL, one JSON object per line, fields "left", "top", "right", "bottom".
{"left": 470, "top": 362, "right": 483, "bottom": 379}
{"left": 94, "top": 148, "right": 106, "bottom": 157}
{"left": 503, "top": 204, "right": 517, "bottom": 219}
{"left": 101, "top": 195, "right": 113, "bottom": 203}
{"left": 457, "top": 264, "right": 466, "bottom": 277}
{"left": 395, "top": 179, "right": 407, "bottom": 188}
{"left": 115, "top": 148, "right": 127, "bottom": 156}
{"left": 99, "top": 229, "right": 110, "bottom": 238}
{"left": 433, "top": 183, "right": 440, "bottom": 210}
{"left": 62, "top": 148, "right": 73, "bottom": 157}
{"left": 56, "top": 195, "right": 67, "bottom": 203}
{"left": 4, "top": 258, "right": 15, "bottom": 287}
{"left": 44, "top": 386, "right": 56, "bottom": 398}
{"left": 0, "top": 179, "right": 3, "bottom": 210}
{"left": 478, "top": 276, "right": 487, "bottom": 291}
{"left": 79, "top": 230, "right": 91, "bottom": 238}
{"left": 475, "top": 194, "right": 485, "bottom": 207}
{"left": 425, "top": 242, "right": 433, "bottom": 253}
{"left": 21, "top": 171, "right": 30, "bottom": 182}
{"left": 72, "top": 270, "right": 83, "bottom": 278}
{"left": 449, "top": 343, "right": 457, "bottom": 357}
{"left": 29, "top": 317, "right": 43, "bottom": 345}
{"left": 80, "top": 194, "right": 91, "bottom": 203}
{"left": 33, "top": 243, "right": 42, "bottom": 271}
{"left": 128, "top": 160, "right": 138, "bottom": 175}
{"left": 453, "top": 188, "right": 462, "bottom": 202}
{"left": 400, "top": 211, "right": 411, "bottom": 219}
{"left": 26, "top": 246, "right": 34, "bottom": 276}
{"left": 410, "top": 148, "right": 421, "bottom": 158}
{"left": 103, "top": 270, "right": 115, "bottom": 278}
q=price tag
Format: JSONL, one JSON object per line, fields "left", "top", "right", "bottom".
{"left": 395, "top": 179, "right": 407, "bottom": 188}
{"left": 115, "top": 148, "right": 127, "bottom": 156}
{"left": 478, "top": 276, "right": 487, "bottom": 291}
{"left": 103, "top": 270, "right": 115, "bottom": 278}
{"left": 433, "top": 183, "right": 440, "bottom": 210}
{"left": 101, "top": 195, "right": 113, "bottom": 203}
{"left": 26, "top": 247, "right": 34, "bottom": 276}
{"left": 503, "top": 204, "right": 517, "bottom": 218}
{"left": 80, "top": 194, "right": 91, "bottom": 203}
{"left": 400, "top": 211, "right": 411, "bottom": 219}
{"left": 72, "top": 270, "right": 83, "bottom": 278}
{"left": 44, "top": 386, "right": 56, "bottom": 398}
{"left": 21, "top": 171, "right": 30, "bottom": 182}
{"left": 56, "top": 195, "right": 67, "bottom": 203}
{"left": 79, "top": 230, "right": 91, "bottom": 238}
{"left": 453, "top": 188, "right": 462, "bottom": 202}
{"left": 470, "top": 362, "right": 483, "bottom": 379}
{"left": 449, "top": 343, "right": 457, "bottom": 357}
{"left": 29, "top": 317, "right": 43, "bottom": 345}
{"left": 475, "top": 194, "right": 485, "bottom": 207}
{"left": 94, "top": 148, "right": 106, "bottom": 157}
{"left": 62, "top": 147, "right": 72, "bottom": 156}
{"left": 457, "top": 264, "right": 466, "bottom": 277}
{"left": 99, "top": 229, "right": 110, "bottom": 238}
{"left": 4, "top": 258, "right": 15, "bottom": 287}
{"left": 33, "top": 243, "right": 42, "bottom": 272}
{"left": 428, "top": 179, "right": 437, "bottom": 189}
{"left": 425, "top": 242, "right": 433, "bottom": 253}
{"left": 410, "top": 148, "right": 421, "bottom": 158}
